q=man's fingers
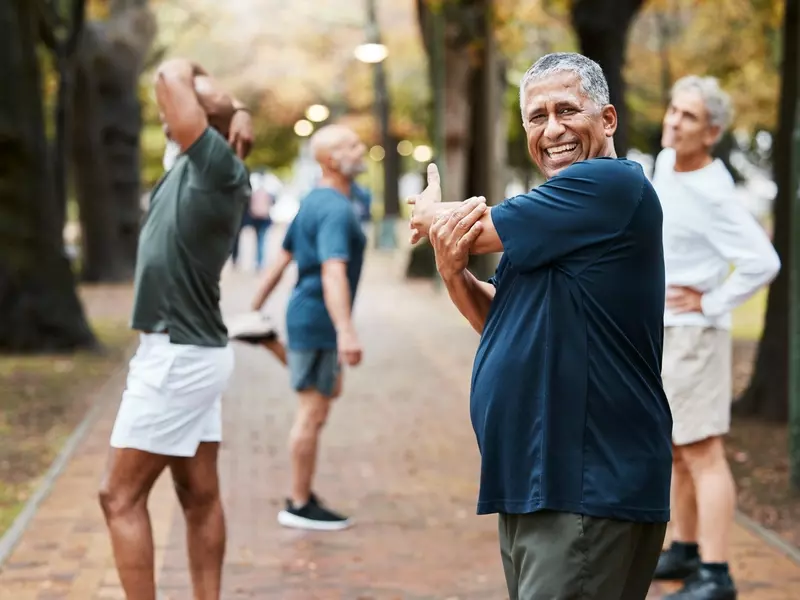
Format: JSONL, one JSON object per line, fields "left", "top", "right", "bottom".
{"left": 426, "top": 163, "right": 440, "bottom": 189}
{"left": 407, "top": 195, "right": 418, "bottom": 205}
{"left": 449, "top": 198, "right": 486, "bottom": 229}
{"left": 456, "top": 222, "right": 483, "bottom": 251}
{"left": 456, "top": 201, "right": 487, "bottom": 231}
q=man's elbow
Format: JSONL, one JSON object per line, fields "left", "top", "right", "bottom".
{"left": 764, "top": 250, "right": 782, "bottom": 284}
{"left": 741, "top": 251, "right": 782, "bottom": 288}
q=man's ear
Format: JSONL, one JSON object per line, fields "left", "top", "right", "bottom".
{"left": 704, "top": 125, "right": 722, "bottom": 149}
{"left": 602, "top": 104, "right": 618, "bottom": 138}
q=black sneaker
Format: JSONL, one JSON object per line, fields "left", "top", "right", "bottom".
{"left": 277, "top": 493, "right": 352, "bottom": 531}
{"left": 664, "top": 566, "right": 737, "bottom": 600}
{"left": 653, "top": 544, "right": 701, "bottom": 580}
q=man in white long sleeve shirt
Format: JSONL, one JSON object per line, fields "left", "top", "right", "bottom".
{"left": 651, "top": 75, "right": 781, "bottom": 600}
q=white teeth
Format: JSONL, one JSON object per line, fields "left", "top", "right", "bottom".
{"left": 547, "top": 143, "right": 577, "bottom": 156}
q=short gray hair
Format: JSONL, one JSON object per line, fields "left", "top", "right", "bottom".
{"left": 519, "top": 52, "right": 610, "bottom": 116}
{"left": 670, "top": 75, "right": 733, "bottom": 132}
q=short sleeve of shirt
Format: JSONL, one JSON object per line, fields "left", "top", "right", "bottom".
{"left": 184, "top": 127, "right": 248, "bottom": 191}
{"left": 490, "top": 158, "right": 644, "bottom": 273}
{"left": 316, "top": 201, "right": 353, "bottom": 263}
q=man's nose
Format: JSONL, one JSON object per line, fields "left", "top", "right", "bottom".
{"left": 543, "top": 114, "right": 566, "bottom": 140}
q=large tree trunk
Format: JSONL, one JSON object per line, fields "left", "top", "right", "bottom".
{"left": 734, "top": 0, "right": 797, "bottom": 422}
{"left": 71, "top": 3, "right": 155, "bottom": 282}
{"left": 0, "top": 0, "right": 96, "bottom": 352}
{"left": 407, "top": 0, "right": 486, "bottom": 279}
{"left": 571, "top": 0, "right": 646, "bottom": 157}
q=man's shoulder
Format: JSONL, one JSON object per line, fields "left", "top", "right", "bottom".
{"left": 186, "top": 128, "right": 249, "bottom": 188}
{"left": 548, "top": 157, "right": 646, "bottom": 212}
{"left": 563, "top": 156, "right": 645, "bottom": 186}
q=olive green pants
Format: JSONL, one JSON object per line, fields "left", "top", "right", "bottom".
{"left": 498, "top": 511, "right": 666, "bottom": 600}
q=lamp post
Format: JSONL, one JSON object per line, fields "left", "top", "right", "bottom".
{"left": 356, "top": 0, "right": 399, "bottom": 250}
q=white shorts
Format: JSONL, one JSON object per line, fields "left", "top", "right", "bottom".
{"left": 661, "top": 326, "right": 732, "bottom": 446}
{"left": 110, "top": 333, "right": 234, "bottom": 457}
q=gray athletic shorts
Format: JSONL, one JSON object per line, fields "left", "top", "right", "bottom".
{"left": 287, "top": 349, "right": 340, "bottom": 397}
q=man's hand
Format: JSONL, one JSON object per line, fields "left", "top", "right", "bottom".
{"left": 337, "top": 325, "right": 363, "bottom": 367}
{"left": 408, "top": 162, "right": 442, "bottom": 244}
{"left": 430, "top": 197, "right": 487, "bottom": 280}
{"left": 666, "top": 285, "right": 704, "bottom": 314}
{"left": 228, "top": 109, "right": 253, "bottom": 159}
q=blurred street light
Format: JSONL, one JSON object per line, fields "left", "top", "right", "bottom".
{"left": 412, "top": 144, "right": 433, "bottom": 163}
{"left": 369, "top": 145, "right": 386, "bottom": 161}
{"left": 354, "top": 42, "right": 388, "bottom": 64}
{"left": 397, "top": 140, "right": 413, "bottom": 156}
{"left": 294, "top": 119, "right": 314, "bottom": 137}
{"left": 306, "top": 104, "right": 330, "bottom": 122}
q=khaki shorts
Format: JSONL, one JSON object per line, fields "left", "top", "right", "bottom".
{"left": 662, "top": 326, "right": 732, "bottom": 446}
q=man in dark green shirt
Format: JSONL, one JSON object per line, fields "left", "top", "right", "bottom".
{"left": 99, "top": 58, "right": 253, "bottom": 600}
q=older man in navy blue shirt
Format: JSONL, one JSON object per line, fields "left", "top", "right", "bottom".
{"left": 410, "top": 52, "right": 672, "bottom": 600}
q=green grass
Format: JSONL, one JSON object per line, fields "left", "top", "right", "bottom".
{"left": 732, "top": 287, "right": 768, "bottom": 341}
{"left": 0, "top": 320, "right": 135, "bottom": 535}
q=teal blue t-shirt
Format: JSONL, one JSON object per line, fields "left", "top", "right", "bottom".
{"left": 282, "top": 188, "right": 367, "bottom": 350}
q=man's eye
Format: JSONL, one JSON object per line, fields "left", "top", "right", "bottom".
{"left": 559, "top": 108, "right": 575, "bottom": 115}
{"left": 530, "top": 114, "right": 546, "bottom": 122}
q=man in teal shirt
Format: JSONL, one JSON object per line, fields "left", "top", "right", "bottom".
{"left": 249, "top": 124, "right": 367, "bottom": 531}
{"left": 99, "top": 58, "right": 253, "bottom": 600}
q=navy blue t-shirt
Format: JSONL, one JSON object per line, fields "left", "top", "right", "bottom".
{"left": 282, "top": 188, "right": 366, "bottom": 351}
{"left": 471, "top": 157, "right": 672, "bottom": 523}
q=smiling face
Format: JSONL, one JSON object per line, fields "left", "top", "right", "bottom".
{"left": 521, "top": 71, "right": 617, "bottom": 179}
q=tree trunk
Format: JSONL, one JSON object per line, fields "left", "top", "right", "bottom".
{"left": 571, "top": 0, "right": 645, "bottom": 157}
{"left": 71, "top": 4, "right": 155, "bottom": 282}
{"left": 467, "top": 0, "right": 506, "bottom": 281}
{"left": 407, "top": 0, "right": 485, "bottom": 279}
{"left": 0, "top": 0, "right": 96, "bottom": 352}
{"left": 734, "top": 0, "right": 797, "bottom": 422}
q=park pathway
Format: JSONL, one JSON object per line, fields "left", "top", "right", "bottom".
{"left": 0, "top": 246, "right": 799, "bottom": 599}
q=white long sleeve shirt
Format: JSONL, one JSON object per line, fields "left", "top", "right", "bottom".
{"left": 652, "top": 148, "right": 781, "bottom": 329}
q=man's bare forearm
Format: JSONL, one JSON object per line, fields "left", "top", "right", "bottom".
{"left": 251, "top": 251, "right": 291, "bottom": 310}
{"left": 321, "top": 263, "right": 355, "bottom": 333}
{"left": 441, "top": 269, "right": 496, "bottom": 334}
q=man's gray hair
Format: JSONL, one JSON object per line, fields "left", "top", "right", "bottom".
{"left": 670, "top": 75, "right": 733, "bottom": 132}
{"left": 518, "top": 52, "right": 610, "bottom": 115}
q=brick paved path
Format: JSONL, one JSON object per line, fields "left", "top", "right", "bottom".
{"left": 1, "top": 247, "right": 799, "bottom": 599}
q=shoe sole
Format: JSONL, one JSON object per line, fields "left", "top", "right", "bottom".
{"left": 652, "top": 566, "right": 700, "bottom": 581}
{"left": 277, "top": 510, "right": 353, "bottom": 531}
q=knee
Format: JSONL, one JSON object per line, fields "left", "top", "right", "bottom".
{"left": 296, "top": 403, "right": 329, "bottom": 433}
{"left": 174, "top": 481, "right": 219, "bottom": 514}
{"left": 98, "top": 481, "right": 136, "bottom": 519}
{"left": 289, "top": 410, "right": 326, "bottom": 447}
{"left": 680, "top": 437, "right": 726, "bottom": 473}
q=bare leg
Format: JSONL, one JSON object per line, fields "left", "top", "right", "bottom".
{"left": 171, "top": 442, "right": 225, "bottom": 600}
{"left": 670, "top": 446, "right": 698, "bottom": 544}
{"left": 681, "top": 436, "right": 736, "bottom": 562}
{"left": 261, "top": 338, "right": 287, "bottom": 365}
{"left": 289, "top": 390, "right": 331, "bottom": 506}
{"left": 99, "top": 448, "right": 169, "bottom": 600}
